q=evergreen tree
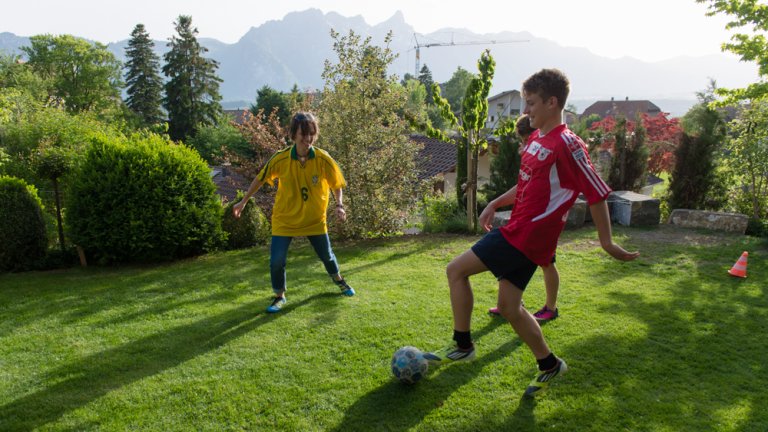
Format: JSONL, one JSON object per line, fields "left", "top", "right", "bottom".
{"left": 607, "top": 116, "right": 649, "bottom": 191}
{"left": 418, "top": 64, "right": 435, "bottom": 104}
{"left": 482, "top": 117, "right": 522, "bottom": 204}
{"left": 124, "top": 24, "right": 164, "bottom": 126}
{"left": 668, "top": 86, "right": 727, "bottom": 210}
{"left": 162, "top": 15, "right": 223, "bottom": 142}
{"left": 250, "top": 85, "right": 290, "bottom": 125}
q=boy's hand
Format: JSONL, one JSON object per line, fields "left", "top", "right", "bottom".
{"left": 478, "top": 205, "right": 496, "bottom": 232}
{"left": 603, "top": 242, "right": 640, "bottom": 261}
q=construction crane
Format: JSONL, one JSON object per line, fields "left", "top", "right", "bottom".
{"left": 412, "top": 33, "right": 529, "bottom": 76}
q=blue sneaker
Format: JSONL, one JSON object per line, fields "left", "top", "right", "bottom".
{"left": 266, "top": 296, "right": 286, "bottom": 313}
{"left": 335, "top": 278, "right": 355, "bottom": 296}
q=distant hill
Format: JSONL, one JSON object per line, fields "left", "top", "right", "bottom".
{"left": 1, "top": 9, "right": 758, "bottom": 117}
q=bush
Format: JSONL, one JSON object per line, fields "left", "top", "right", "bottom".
{"left": 746, "top": 218, "right": 768, "bottom": 238}
{"left": 422, "top": 193, "right": 469, "bottom": 233}
{"left": 0, "top": 176, "right": 48, "bottom": 271}
{"left": 221, "top": 193, "right": 270, "bottom": 249}
{"left": 66, "top": 133, "right": 226, "bottom": 264}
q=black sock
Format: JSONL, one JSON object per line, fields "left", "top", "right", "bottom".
{"left": 537, "top": 353, "right": 558, "bottom": 371}
{"left": 453, "top": 330, "right": 473, "bottom": 350}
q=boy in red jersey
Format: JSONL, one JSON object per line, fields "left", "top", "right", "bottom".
{"left": 425, "top": 69, "right": 639, "bottom": 397}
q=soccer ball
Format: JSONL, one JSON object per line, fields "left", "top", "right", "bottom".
{"left": 391, "top": 346, "right": 429, "bottom": 384}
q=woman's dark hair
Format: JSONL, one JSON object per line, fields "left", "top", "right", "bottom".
{"left": 516, "top": 114, "right": 535, "bottom": 138}
{"left": 289, "top": 112, "right": 319, "bottom": 138}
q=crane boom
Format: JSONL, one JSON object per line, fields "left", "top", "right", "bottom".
{"left": 413, "top": 33, "right": 529, "bottom": 76}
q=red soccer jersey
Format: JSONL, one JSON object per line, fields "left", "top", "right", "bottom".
{"left": 500, "top": 124, "right": 611, "bottom": 266}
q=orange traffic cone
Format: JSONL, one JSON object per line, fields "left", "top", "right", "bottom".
{"left": 728, "top": 251, "right": 748, "bottom": 278}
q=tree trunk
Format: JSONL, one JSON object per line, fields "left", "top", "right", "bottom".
{"left": 54, "top": 178, "right": 66, "bottom": 253}
{"left": 466, "top": 131, "right": 478, "bottom": 232}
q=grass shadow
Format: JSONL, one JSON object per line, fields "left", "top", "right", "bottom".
{"left": 330, "top": 319, "right": 521, "bottom": 431}
{"left": 0, "top": 292, "right": 336, "bottom": 431}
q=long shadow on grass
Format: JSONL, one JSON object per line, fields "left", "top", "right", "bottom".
{"left": 330, "top": 319, "right": 523, "bottom": 431}
{"left": 0, "top": 292, "right": 337, "bottom": 431}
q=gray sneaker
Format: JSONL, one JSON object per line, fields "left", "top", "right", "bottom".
{"left": 423, "top": 343, "right": 476, "bottom": 365}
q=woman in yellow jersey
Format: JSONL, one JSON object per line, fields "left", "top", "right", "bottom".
{"left": 233, "top": 112, "right": 355, "bottom": 313}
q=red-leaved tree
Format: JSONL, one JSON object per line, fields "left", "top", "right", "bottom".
{"left": 588, "top": 113, "right": 681, "bottom": 174}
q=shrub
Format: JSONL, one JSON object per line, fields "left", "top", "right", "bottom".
{"left": 0, "top": 176, "right": 47, "bottom": 271}
{"left": 66, "top": 133, "right": 226, "bottom": 264}
{"left": 422, "top": 193, "right": 469, "bottom": 233}
{"left": 221, "top": 192, "right": 270, "bottom": 249}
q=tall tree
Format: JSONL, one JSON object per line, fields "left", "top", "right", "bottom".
{"left": 431, "top": 50, "right": 495, "bottom": 231}
{"left": 607, "top": 116, "right": 649, "bottom": 191}
{"left": 320, "top": 29, "right": 424, "bottom": 238}
{"left": 250, "top": 85, "right": 290, "bottom": 125}
{"left": 697, "top": 0, "right": 768, "bottom": 103}
{"left": 21, "top": 34, "right": 122, "bottom": 114}
{"left": 418, "top": 64, "right": 435, "bottom": 104}
{"left": 441, "top": 66, "right": 474, "bottom": 113}
{"left": 162, "top": 15, "right": 223, "bottom": 142}
{"left": 724, "top": 99, "right": 768, "bottom": 219}
{"left": 124, "top": 24, "right": 164, "bottom": 126}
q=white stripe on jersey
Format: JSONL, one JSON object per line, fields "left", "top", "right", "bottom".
{"left": 531, "top": 164, "right": 575, "bottom": 222}
{"left": 561, "top": 132, "right": 610, "bottom": 196}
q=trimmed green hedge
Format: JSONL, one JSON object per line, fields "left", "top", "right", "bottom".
{"left": 0, "top": 176, "right": 48, "bottom": 271}
{"left": 221, "top": 192, "right": 270, "bottom": 250}
{"left": 66, "top": 133, "right": 225, "bottom": 264}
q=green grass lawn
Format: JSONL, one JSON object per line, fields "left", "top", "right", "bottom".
{"left": 1, "top": 226, "right": 766, "bottom": 431}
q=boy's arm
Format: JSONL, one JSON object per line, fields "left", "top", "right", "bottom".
{"left": 589, "top": 200, "right": 640, "bottom": 261}
{"left": 332, "top": 188, "right": 346, "bottom": 222}
{"left": 479, "top": 186, "right": 517, "bottom": 232}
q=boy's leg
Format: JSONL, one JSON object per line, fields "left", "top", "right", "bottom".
{"left": 497, "top": 279, "right": 550, "bottom": 359}
{"left": 542, "top": 263, "right": 559, "bottom": 310}
{"left": 446, "top": 249, "right": 489, "bottom": 332}
{"left": 424, "top": 249, "right": 488, "bottom": 364}
{"left": 307, "top": 234, "right": 354, "bottom": 296}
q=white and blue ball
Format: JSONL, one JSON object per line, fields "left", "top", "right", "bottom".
{"left": 391, "top": 346, "right": 428, "bottom": 384}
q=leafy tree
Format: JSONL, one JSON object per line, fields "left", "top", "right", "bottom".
{"left": 0, "top": 176, "right": 47, "bottom": 272}
{"left": 187, "top": 114, "right": 250, "bottom": 163}
{"left": 418, "top": 64, "right": 435, "bottom": 104}
{"left": 32, "top": 143, "right": 73, "bottom": 253}
{"left": 0, "top": 53, "right": 50, "bottom": 108}
{"left": 723, "top": 98, "right": 768, "bottom": 219}
{"left": 21, "top": 34, "right": 123, "bottom": 114}
{"left": 320, "top": 29, "right": 425, "bottom": 238}
{"left": 441, "top": 66, "right": 474, "bottom": 113}
{"left": 668, "top": 87, "right": 728, "bottom": 210}
{"left": 250, "top": 85, "right": 291, "bottom": 125}
{"left": 643, "top": 112, "right": 682, "bottom": 174}
{"left": 400, "top": 72, "right": 415, "bottom": 86}
{"left": 162, "top": 15, "right": 223, "bottom": 142}
{"left": 431, "top": 50, "right": 495, "bottom": 231}
{"left": 607, "top": 117, "right": 649, "bottom": 191}
{"left": 697, "top": 0, "right": 768, "bottom": 103}
{"left": 124, "top": 24, "right": 164, "bottom": 126}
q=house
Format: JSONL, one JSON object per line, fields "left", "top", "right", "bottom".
{"left": 485, "top": 90, "right": 523, "bottom": 129}
{"left": 411, "top": 134, "right": 494, "bottom": 194}
{"left": 223, "top": 109, "right": 250, "bottom": 126}
{"left": 581, "top": 97, "right": 662, "bottom": 120}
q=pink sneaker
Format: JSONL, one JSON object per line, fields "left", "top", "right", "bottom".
{"left": 533, "top": 305, "right": 559, "bottom": 322}
{"left": 488, "top": 306, "right": 501, "bottom": 316}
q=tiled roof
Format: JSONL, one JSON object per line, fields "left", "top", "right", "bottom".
{"left": 581, "top": 100, "right": 661, "bottom": 120}
{"left": 410, "top": 134, "right": 456, "bottom": 180}
{"left": 210, "top": 165, "right": 249, "bottom": 202}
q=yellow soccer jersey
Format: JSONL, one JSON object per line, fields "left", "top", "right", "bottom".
{"left": 257, "top": 145, "right": 346, "bottom": 236}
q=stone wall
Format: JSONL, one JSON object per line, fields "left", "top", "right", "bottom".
{"left": 668, "top": 209, "right": 749, "bottom": 234}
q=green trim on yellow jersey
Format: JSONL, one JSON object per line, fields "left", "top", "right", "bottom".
{"left": 257, "top": 145, "right": 346, "bottom": 236}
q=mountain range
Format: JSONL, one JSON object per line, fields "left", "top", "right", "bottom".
{"left": 0, "top": 8, "right": 758, "bottom": 117}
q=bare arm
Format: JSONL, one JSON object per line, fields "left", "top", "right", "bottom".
{"left": 232, "top": 176, "right": 265, "bottom": 218}
{"left": 589, "top": 200, "right": 640, "bottom": 261}
{"left": 333, "top": 188, "right": 346, "bottom": 222}
{"left": 478, "top": 185, "right": 517, "bottom": 232}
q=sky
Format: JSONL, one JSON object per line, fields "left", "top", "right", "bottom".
{"left": 1, "top": 0, "right": 739, "bottom": 63}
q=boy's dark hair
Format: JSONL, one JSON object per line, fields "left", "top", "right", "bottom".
{"left": 522, "top": 69, "right": 570, "bottom": 109}
{"left": 516, "top": 114, "right": 535, "bottom": 138}
{"left": 290, "top": 112, "right": 319, "bottom": 138}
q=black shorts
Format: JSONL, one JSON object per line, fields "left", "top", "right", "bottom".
{"left": 471, "top": 228, "right": 537, "bottom": 290}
